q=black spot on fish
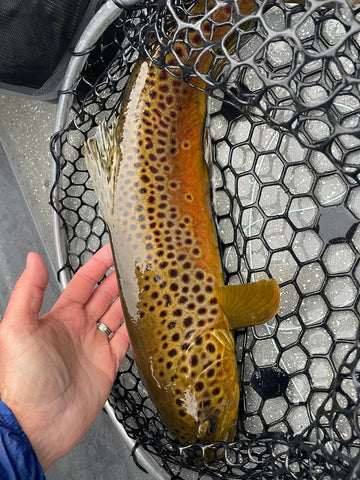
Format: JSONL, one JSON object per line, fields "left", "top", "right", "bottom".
{"left": 190, "top": 355, "right": 198, "bottom": 366}
{"left": 183, "top": 317, "right": 193, "bottom": 327}
{"left": 195, "top": 382, "right": 204, "bottom": 392}
{"left": 141, "top": 174, "right": 150, "bottom": 183}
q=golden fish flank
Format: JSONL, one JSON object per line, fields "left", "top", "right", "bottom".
{"left": 84, "top": 54, "right": 280, "bottom": 446}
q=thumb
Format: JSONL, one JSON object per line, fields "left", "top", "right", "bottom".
{"left": 4, "top": 252, "right": 49, "bottom": 323}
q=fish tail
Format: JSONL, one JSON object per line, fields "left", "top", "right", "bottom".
{"left": 84, "top": 119, "right": 119, "bottom": 222}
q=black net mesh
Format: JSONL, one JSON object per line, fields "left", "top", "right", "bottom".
{"left": 50, "top": 0, "right": 360, "bottom": 478}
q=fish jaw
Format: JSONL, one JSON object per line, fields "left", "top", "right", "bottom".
{"left": 192, "top": 329, "right": 240, "bottom": 445}
{"left": 148, "top": 328, "right": 240, "bottom": 445}
{"left": 194, "top": 369, "right": 239, "bottom": 445}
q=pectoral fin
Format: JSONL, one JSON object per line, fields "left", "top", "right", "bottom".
{"left": 215, "top": 279, "right": 280, "bottom": 330}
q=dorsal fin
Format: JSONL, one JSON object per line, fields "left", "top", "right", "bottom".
{"left": 84, "top": 119, "right": 119, "bottom": 222}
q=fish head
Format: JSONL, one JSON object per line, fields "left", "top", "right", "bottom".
{"left": 165, "top": 328, "right": 239, "bottom": 445}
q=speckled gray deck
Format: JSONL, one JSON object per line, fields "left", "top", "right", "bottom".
{"left": 0, "top": 139, "right": 60, "bottom": 314}
{"left": 0, "top": 94, "right": 57, "bottom": 264}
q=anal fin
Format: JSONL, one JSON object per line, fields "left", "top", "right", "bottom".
{"left": 215, "top": 279, "right": 280, "bottom": 330}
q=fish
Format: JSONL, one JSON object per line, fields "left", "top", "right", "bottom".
{"left": 84, "top": 0, "right": 280, "bottom": 445}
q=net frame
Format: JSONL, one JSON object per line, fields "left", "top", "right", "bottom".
{"left": 50, "top": 0, "right": 360, "bottom": 478}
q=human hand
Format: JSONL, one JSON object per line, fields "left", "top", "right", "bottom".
{"left": 0, "top": 243, "right": 129, "bottom": 471}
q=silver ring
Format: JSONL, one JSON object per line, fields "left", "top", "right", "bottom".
{"left": 96, "top": 321, "right": 114, "bottom": 342}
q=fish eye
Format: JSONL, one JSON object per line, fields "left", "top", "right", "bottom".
{"left": 207, "top": 419, "right": 216, "bottom": 435}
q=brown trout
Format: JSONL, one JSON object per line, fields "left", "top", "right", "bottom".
{"left": 84, "top": 2, "right": 280, "bottom": 445}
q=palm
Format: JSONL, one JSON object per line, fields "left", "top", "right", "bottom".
{"left": 0, "top": 244, "right": 129, "bottom": 471}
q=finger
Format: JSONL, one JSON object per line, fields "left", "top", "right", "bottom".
{"left": 96, "top": 295, "right": 124, "bottom": 334}
{"left": 84, "top": 270, "right": 120, "bottom": 321}
{"left": 3, "top": 252, "right": 49, "bottom": 324}
{"left": 108, "top": 322, "right": 130, "bottom": 367}
{"left": 57, "top": 243, "right": 114, "bottom": 307}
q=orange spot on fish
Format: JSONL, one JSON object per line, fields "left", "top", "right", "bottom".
{"left": 181, "top": 140, "right": 191, "bottom": 150}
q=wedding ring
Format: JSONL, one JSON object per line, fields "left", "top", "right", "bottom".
{"left": 96, "top": 321, "right": 114, "bottom": 342}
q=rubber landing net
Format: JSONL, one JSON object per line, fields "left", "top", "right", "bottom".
{"left": 51, "top": 0, "right": 360, "bottom": 478}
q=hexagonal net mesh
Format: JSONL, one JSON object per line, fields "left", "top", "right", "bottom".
{"left": 50, "top": 0, "right": 360, "bottom": 478}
